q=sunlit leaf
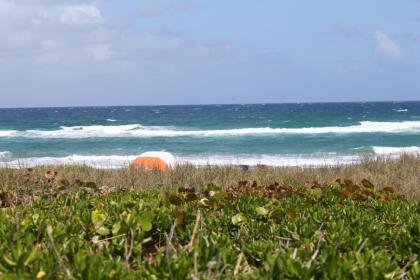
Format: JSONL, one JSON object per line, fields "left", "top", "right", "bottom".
{"left": 112, "top": 222, "right": 121, "bottom": 236}
{"left": 96, "top": 226, "right": 111, "bottom": 236}
{"left": 139, "top": 211, "right": 155, "bottom": 232}
{"left": 92, "top": 210, "right": 107, "bottom": 228}
{"left": 231, "top": 213, "right": 246, "bottom": 225}
{"left": 36, "top": 270, "right": 47, "bottom": 279}
{"left": 256, "top": 206, "right": 269, "bottom": 216}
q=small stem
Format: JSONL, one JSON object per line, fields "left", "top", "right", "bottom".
{"left": 234, "top": 252, "right": 244, "bottom": 276}
{"left": 186, "top": 210, "right": 201, "bottom": 252}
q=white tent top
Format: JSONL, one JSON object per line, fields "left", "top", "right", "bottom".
{"left": 138, "top": 151, "right": 176, "bottom": 167}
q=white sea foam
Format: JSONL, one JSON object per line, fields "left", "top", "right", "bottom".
{"left": 0, "top": 151, "right": 12, "bottom": 159}
{"left": 392, "top": 109, "right": 408, "bottom": 112}
{"left": 0, "top": 154, "right": 361, "bottom": 169}
{"left": 372, "top": 146, "right": 420, "bottom": 155}
{"left": 0, "top": 121, "right": 420, "bottom": 138}
{"left": 106, "top": 119, "right": 117, "bottom": 122}
{"left": 177, "top": 155, "right": 360, "bottom": 167}
{"left": 0, "top": 130, "right": 17, "bottom": 137}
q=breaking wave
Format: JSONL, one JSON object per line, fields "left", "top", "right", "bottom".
{"left": 372, "top": 146, "right": 420, "bottom": 155}
{"left": 0, "top": 121, "right": 420, "bottom": 138}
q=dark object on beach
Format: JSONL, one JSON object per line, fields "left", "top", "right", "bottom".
{"left": 256, "top": 164, "right": 268, "bottom": 170}
{"left": 239, "top": 165, "right": 249, "bottom": 171}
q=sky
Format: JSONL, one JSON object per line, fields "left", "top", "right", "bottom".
{"left": 0, "top": 0, "right": 419, "bottom": 107}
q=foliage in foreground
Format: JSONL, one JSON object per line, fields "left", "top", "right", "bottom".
{"left": 0, "top": 178, "right": 419, "bottom": 279}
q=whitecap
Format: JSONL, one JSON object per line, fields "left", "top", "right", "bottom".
{"left": 372, "top": 146, "right": 420, "bottom": 155}
{"left": 0, "top": 120, "right": 420, "bottom": 139}
{"left": 392, "top": 108, "right": 408, "bottom": 112}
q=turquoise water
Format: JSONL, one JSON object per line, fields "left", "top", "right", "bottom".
{"left": 0, "top": 102, "right": 419, "bottom": 167}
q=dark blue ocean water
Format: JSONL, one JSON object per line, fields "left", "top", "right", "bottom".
{"left": 0, "top": 102, "right": 419, "bottom": 167}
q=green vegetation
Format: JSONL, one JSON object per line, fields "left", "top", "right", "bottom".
{"left": 0, "top": 169, "right": 419, "bottom": 279}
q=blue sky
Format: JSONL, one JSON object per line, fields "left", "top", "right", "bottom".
{"left": 0, "top": 0, "right": 419, "bottom": 107}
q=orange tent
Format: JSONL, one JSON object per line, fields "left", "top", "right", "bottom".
{"left": 131, "top": 151, "right": 176, "bottom": 171}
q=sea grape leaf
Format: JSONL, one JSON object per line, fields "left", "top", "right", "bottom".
{"left": 308, "top": 189, "right": 322, "bottom": 199}
{"left": 213, "top": 191, "right": 228, "bottom": 201}
{"left": 291, "top": 232, "right": 300, "bottom": 241}
{"left": 112, "top": 222, "right": 121, "bottom": 236}
{"left": 169, "top": 194, "right": 183, "bottom": 205}
{"left": 85, "top": 181, "right": 97, "bottom": 189}
{"left": 199, "top": 198, "right": 212, "bottom": 207}
{"left": 361, "top": 179, "right": 374, "bottom": 190}
{"left": 185, "top": 193, "right": 198, "bottom": 202}
{"left": 96, "top": 226, "right": 111, "bottom": 236}
{"left": 231, "top": 213, "right": 247, "bottom": 225}
{"left": 270, "top": 209, "right": 283, "bottom": 223}
{"left": 342, "top": 189, "right": 351, "bottom": 198}
{"left": 383, "top": 186, "right": 395, "bottom": 193}
{"left": 139, "top": 211, "right": 155, "bottom": 232}
{"left": 92, "top": 210, "right": 107, "bottom": 228}
{"left": 256, "top": 206, "right": 269, "bottom": 216}
{"left": 140, "top": 221, "right": 152, "bottom": 232}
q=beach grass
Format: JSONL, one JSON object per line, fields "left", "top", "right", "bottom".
{"left": 0, "top": 155, "right": 419, "bottom": 203}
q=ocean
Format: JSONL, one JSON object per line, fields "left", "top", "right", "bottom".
{"left": 0, "top": 101, "right": 419, "bottom": 168}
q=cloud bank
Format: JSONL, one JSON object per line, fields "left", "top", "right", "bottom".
{"left": 0, "top": 0, "right": 233, "bottom": 106}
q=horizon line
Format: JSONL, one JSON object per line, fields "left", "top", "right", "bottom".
{"left": 0, "top": 99, "right": 419, "bottom": 110}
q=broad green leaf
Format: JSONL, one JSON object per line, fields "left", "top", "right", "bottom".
{"left": 112, "top": 222, "right": 121, "bottom": 236}
{"left": 140, "top": 221, "right": 152, "bottom": 232}
{"left": 308, "top": 189, "right": 322, "bottom": 199}
{"left": 96, "top": 226, "right": 111, "bottom": 236}
{"left": 231, "top": 213, "right": 246, "bottom": 225}
{"left": 139, "top": 211, "right": 155, "bottom": 232}
{"left": 256, "top": 206, "right": 269, "bottom": 216}
{"left": 92, "top": 210, "right": 107, "bottom": 228}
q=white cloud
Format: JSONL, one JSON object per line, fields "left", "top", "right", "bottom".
{"left": 59, "top": 4, "right": 101, "bottom": 25}
{"left": 374, "top": 31, "right": 402, "bottom": 60}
